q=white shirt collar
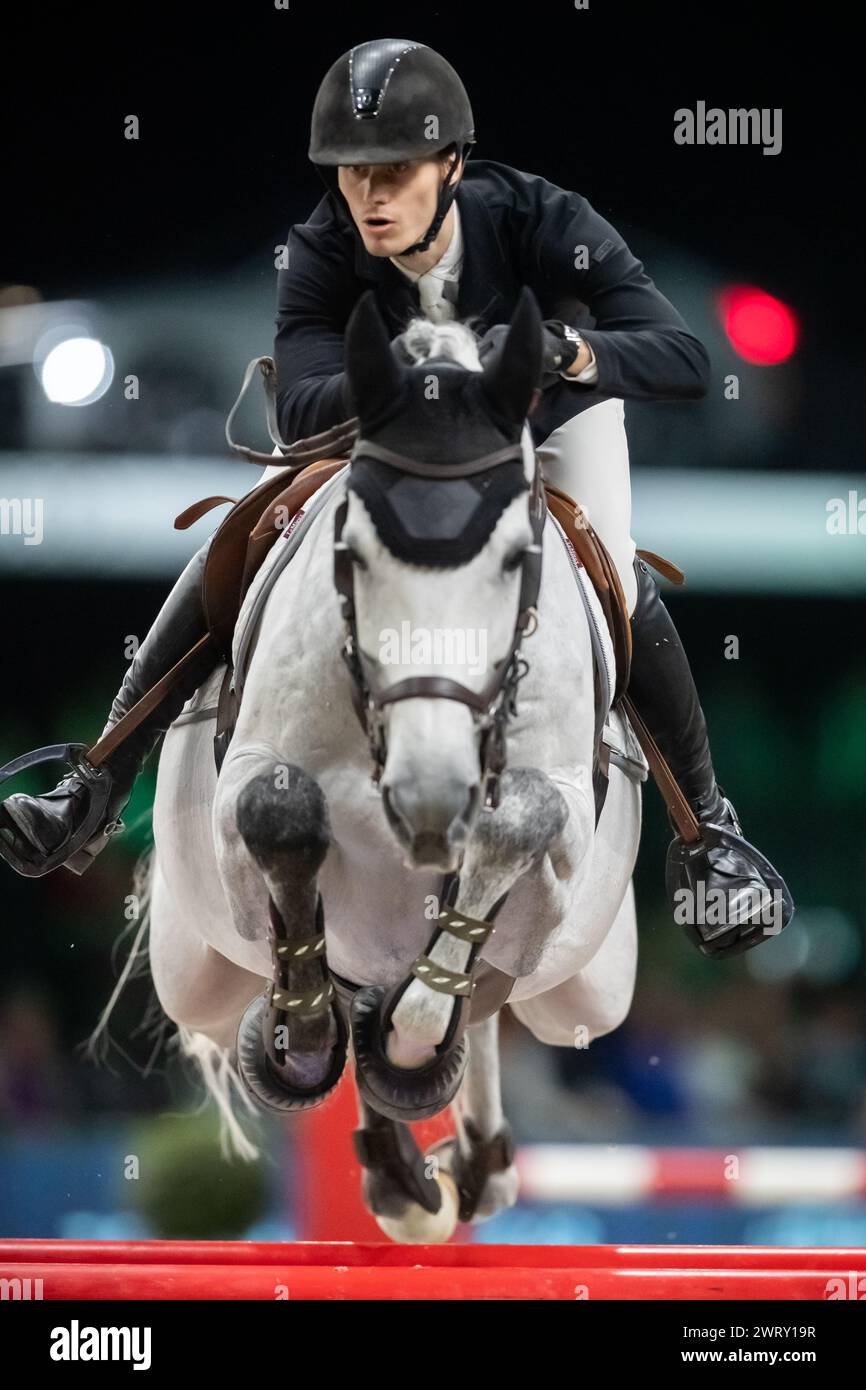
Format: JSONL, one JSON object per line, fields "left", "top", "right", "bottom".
{"left": 389, "top": 200, "right": 463, "bottom": 286}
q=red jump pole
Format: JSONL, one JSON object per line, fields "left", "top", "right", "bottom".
{"left": 2, "top": 1241, "right": 864, "bottom": 1300}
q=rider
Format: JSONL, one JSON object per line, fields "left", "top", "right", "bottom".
{"left": 0, "top": 37, "right": 791, "bottom": 957}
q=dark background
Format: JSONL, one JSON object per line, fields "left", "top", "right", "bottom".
{"left": 6, "top": 3, "right": 852, "bottom": 311}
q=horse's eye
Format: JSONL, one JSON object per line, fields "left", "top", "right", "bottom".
{"left": 347, "top": 546, "right": 368, "bottom": 571}
{"left": 503, "top": 548, "right": 526, "bottom": 573}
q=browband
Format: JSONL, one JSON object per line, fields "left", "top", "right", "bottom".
{"left": 351, "top": 438, "right": 526, "bottom": 479}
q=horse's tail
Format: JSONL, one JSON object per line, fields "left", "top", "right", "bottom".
{"left": 85, "top": 839, "right": 262, "bottom": 1162}
{"left": 173, "top": 1024, "right": 261, "bottom": 1162}
{"left": 85, "top": 841, "right": 157, "bottom": 1063}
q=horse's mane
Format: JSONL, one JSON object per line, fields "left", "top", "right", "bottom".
{"left": 395, "top": 317, "right": 484, "bottom": 372}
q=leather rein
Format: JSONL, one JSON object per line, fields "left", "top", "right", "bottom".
{"left": 333, "top": 437, "right": 546, "bottom": 811}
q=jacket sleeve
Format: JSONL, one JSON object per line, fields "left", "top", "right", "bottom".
{"left": 273, "top": 220, "right": 356, "bottom": 442}
{"left": 517, "top": 174, "right": 711, "bottom": 401}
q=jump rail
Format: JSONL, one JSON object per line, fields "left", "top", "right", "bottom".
{"left": 2, "top": 1241, "right": 864, "bottom": 1300}
{"left": 516, "top": 1145, "right": 866, "bottom": 1205}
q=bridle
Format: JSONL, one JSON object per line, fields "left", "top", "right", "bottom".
{"left": 333, "top": 435, "right": 546, "bottom": 811}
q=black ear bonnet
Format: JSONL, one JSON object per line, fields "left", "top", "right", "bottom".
{"left": 347, "top": 359, "right": 528, "bottom": 567}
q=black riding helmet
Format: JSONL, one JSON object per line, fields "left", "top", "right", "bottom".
{"left": 308, "top": 37, "right": 476, "bottom": 255}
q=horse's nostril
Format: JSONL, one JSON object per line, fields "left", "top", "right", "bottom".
{"left": 461, "top": 782, "right": 481, "bottom": 831}
{"left": 380, "top": 783, "right": 406, "bottom": 837}
{"left": 447, "top": 784, "right": 478, "bottom": 841}
{"left": 407, "top": 830, "right": 454, "bottom": 868}
{"left": 384, "top": 778, "right": 477, "bottom": 845}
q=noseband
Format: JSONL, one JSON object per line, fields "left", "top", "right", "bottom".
{"left": 333, "top": 436, "right": 546, "bottom": 810}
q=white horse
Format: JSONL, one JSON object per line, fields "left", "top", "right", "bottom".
{"left": 145, "top": 288, "right": 643, "bottom": 1242}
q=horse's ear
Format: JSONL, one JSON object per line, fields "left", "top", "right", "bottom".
{"left": 344, "top": 289, "right": 407, "bottom": 426}
{"left": 480, "top": 286, "right": 544, "bottom": 425}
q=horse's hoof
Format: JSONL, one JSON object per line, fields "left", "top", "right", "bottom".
{"left": 236, "top": 991, "right": 348, "bottom": 1113}
{"left": 372, "top": 1171, "right": 460, "bottom": 1245}
{"left": 355, "top": 1122, "right": 461, "bottom": 1243}
{"left": 350, "top": 985, "right": 468, "bottom": 1123}
{"left": 427, "top": 1117, "right": 518, "bottom": 1222}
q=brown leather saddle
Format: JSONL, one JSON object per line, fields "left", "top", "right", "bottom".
{"left": 174, "top": 455, "right": 349, "bottom": 664}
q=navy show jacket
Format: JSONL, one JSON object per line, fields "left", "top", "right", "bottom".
{"left": 273, "top": 158, "right": 711, "bottom": 447}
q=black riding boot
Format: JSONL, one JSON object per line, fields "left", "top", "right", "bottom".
{"left": 627, "top": 555, "right": 793, "bottom": 958}
{"left": 0, "top": 540, "right": 220, "bottom": 878}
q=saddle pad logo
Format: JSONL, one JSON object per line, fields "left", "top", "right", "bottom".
{"left": 282, "top": 507, "right": 305, "bottom": 539}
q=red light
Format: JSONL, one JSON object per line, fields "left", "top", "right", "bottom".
{"left": 716, "top": 285, "right": 799, "bottom": 365}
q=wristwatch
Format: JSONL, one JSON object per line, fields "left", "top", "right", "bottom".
{"left": 560, "top": 324, "right": 583, "bottom": 368}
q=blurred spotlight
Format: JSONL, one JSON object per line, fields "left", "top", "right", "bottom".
{"left": 37, "top": 334, "right": 114, "bottom": 406}
{"left": 715, "top": 284, "right": 799, "bottom": 365}
{"left": 745, "top": 913, "right": 809, "bottom": 982}
{"left": 744, "top": 906, "right": 861, "bottom": 985}
{"left": 797, "top": 907, "right": 861, "bottom": 984}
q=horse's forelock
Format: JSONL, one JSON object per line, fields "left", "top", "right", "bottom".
{"left": 399, "top": 317, "right": 482, "bottom": 371}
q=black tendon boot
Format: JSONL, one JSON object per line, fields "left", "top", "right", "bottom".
{"left": 627, "top": 556, "right": 794, "bottom": 958}
{"left": 0, "top": 541, "right": 221, "bottom": 878}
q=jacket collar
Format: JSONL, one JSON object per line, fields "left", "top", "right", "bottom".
{"left": 351, "top": 177, "right": 507, "bottom": 333}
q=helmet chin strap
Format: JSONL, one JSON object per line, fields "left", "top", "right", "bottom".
{"left": 396, "top": 148, "right": 463, "bottom": 257}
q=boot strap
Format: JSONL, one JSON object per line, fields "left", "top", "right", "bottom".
{"left": 435, "top": 904, "right": 496, "bottom": 944}
{"left": 411, "top": 956, "right": 474, "bottom": 996}
{"left": 269, "top": 978, "right": 335, "bottom": 1015}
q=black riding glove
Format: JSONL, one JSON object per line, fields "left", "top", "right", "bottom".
{"left": 478, "top": 320, "right": 583, "bottom": 389}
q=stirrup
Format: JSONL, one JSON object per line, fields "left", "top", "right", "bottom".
{"left": 665, "top": 813, "right": 795, "bottom": 957}
{"left": 0, "top": 743, "right": 118, "bottom": 878}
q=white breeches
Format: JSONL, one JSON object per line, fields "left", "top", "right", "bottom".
{"left": 535, "top": 398, "right": 638, "bottom": 617}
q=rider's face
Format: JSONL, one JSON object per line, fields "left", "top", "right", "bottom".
{"left": 337, "top": 154, "right": 459, "bottom": 257}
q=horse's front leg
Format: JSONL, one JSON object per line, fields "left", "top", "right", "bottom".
{"left": 388, "top": 766, "right": 570, "bottom": 1065}
{"left": 229, "top": 760, "right": 348, "bottom": 1111}
{"left": 351, "top": 766, "right": 568, "bottom": 1123}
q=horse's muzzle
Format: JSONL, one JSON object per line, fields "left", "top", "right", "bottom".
{"left": 381, "top": 777, "right": 479, "bottom": 870}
